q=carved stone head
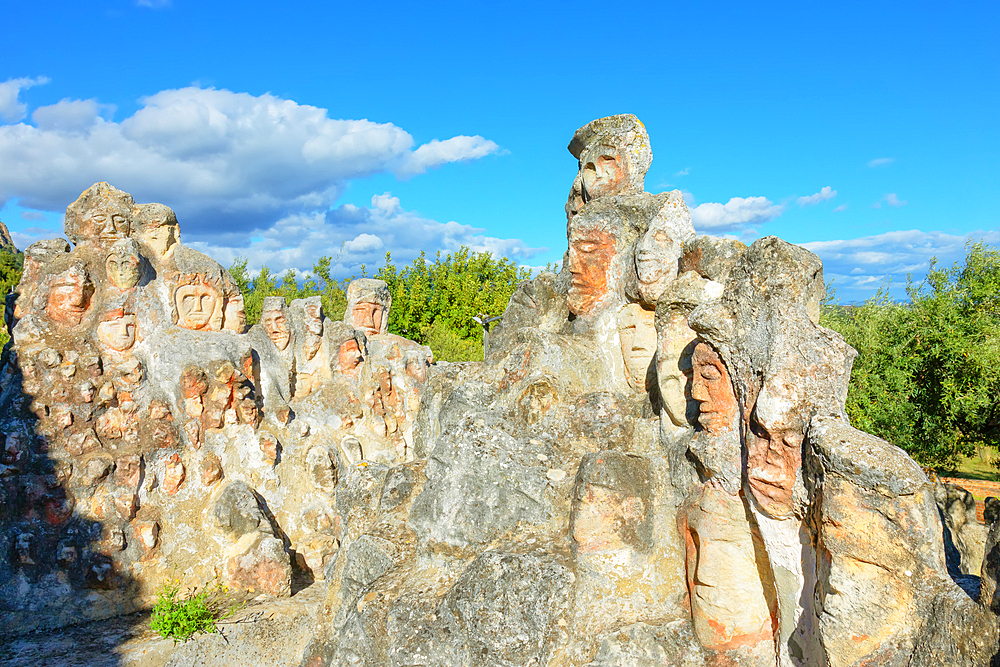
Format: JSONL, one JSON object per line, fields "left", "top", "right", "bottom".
{"left": 566, "top": 114, "right": 652, "bottom": 221}
{"left": 134, "top": 203, "right": 180, "bottom": 261}
{"left": 46, "top": 265, "right": 95, "bottom": 326}
{"left": 105, "top": 238, "right": 143, "bottom": 291}
{"left": 65, "top": 182, "right": 134, "bottom": 247}
{"left": 344, "top": 279, "right": 391, "bottom": 337}
{"left": 223, "top": 293, "right": 247, "bottom": 333}
{"left": 690, "top": 342, "right": 736, "bottom": 434}
{"left": 617, "top": 303, "right": 656, "bottom": 391}
{"left": 261, "top": 297, "right": 291, "bottom": 351}
{"left": 571, "top": 451, "right": 653, "bottom": 554}
{"left": 173, "top": 274, "right": 223, "bottom": 331}
{"left": 635, "top": 191, "right": 693, "bottom": 305}
{"left": 97, "top": 309, "right": 137, "bottom": 352}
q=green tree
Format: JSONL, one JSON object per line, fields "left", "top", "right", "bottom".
{"left": 0, "top": 248, "right": 24, "bottom": 347}
{"left": 375, "top": 247, "right": 532, "bottom": 361}
{"left": 824, "top": 241, "right": 1000, "bottom": 468}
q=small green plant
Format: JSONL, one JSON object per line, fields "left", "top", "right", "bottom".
{"left": 150, "top": 578, "right": 241, "bottom": 643}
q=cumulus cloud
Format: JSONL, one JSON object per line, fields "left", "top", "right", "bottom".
{"left": 802, "top": 229, "right": 1000, "bottom": 302}
{"left": 0, "top": 85, "right": 502, "bottom": 238}
{"left": 797, "top": 186, "right": 837, "bottom": 207}
{"left": 868, "top": 157, "right": 895, "bottom": 167}
{"left": 689, "top": 196, "right": 785, "bottom": 232}
{"left": 833, "top": 204, "right": 848, "bottom": 212}
{"left": 0, "top": 77, "right": 50, "bottom": 123}
{"left": 674, "top": 167, "right": 690, "bottom": 177}
{"left": 187, "top": 192, "right": 547, "bottom": 278}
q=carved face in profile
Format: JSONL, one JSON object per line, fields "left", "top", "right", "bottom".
{"left": 745, "top": 384, "right": 806, "bottom": 518}
{"left": 635, "top": 225, "right": 681, "bottom": 304}
{"left": 337, "top": 339, "right": 363, "bottom": 376}
{"left": 566, "top": 224, "right": 616, "bottom": 316}
{"left": 656, "top": 312, "right": 696, "bottom": 428}
{"left": 135, "top": 204, "right": 180, "bottom": 260}
{"left": 618, "top": 303, "right": 657, "bottom": 391}
{"left": 98, "top": 313, "right": 137, "bottom": 352}
{"left": 174, "top": 281, "right": 222, "bottom": 331}
{"left": 690, "top": 343, "right": 737, "bottom": 434}
{"left": 304, "top": 303, "right": 323, "bottom": 336}
{"left": 106, "top": 241, "right": 142, "bottom": 290}
{"left": 46, "top": 266, "right": 95, "bottom": 326}
{"left": 351, "top": 301, "right": 384, "bottom": 337}
{"left": 262, "top": 306, "right": 291, "bottom": 351}
{"left": 223, "top": 294, "right": 247, "bottom": 333}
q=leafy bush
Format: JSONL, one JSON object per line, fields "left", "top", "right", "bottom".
{"left": 823, "top": 241, "right": 1000, "bottom": 468}
{"left": 149, "top": 579, "right": 241, "bottom": 643}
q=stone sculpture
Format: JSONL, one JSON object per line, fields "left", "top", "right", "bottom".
{"left": 344, "top": 278, "right": 390, "bottom": 337}
{"left": 2, "top": 120, "right": 995, "bottom": 667}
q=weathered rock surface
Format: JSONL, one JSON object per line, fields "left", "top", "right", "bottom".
{"left": 2, "top": 117, "right": 994, "bottom": 667}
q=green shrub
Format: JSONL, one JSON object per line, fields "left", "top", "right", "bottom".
{"left": 149, "top": 579, "right": 241, "bottom": 643}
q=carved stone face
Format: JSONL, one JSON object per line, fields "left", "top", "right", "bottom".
{"left": 224, "top": 294, "right": 247, "bottom": 333}
{"left": 351, "top": 301, "right": 384, "bottom": 337}
{"left": 690, "top": 343, "right": 737, "bottom": 434}
{"left": 656, "top": 312, "right": 696, "bottom": 427}
{"left": 580, "top": 147, "right": 626, "bottom": 202}
{"left": 86, "top": 203, "right": 131, "bottom": 243}
{"left": 618, "top": 304, "right": 656, "bottom": 391}
{"left": 135, "top": 204, "right": 180, "bottom": 260}
{"left": 175, "top": 282, "right": 222, "bottom": 331}
{"left": 97, "top": 314, "right": 137, "bottom": 352}
{"left": 304, "top": 303, "right": 323, "bottom": 336}
{"left": 572, "top": 483, "right": 647, "bottom": 554}
{"left": 745, "top": 387, "right": 805, "bottom": 518}
{"left": 106, "top": 247, "right": 141, "bottom": 290}
{"left": 337, "top": 339, "right": 363, "bottom": 376}
{"left": 566, "top": 226, "right": 615, "bottom": 316}
{"left": 262, "top": 307, "right": 291, "bottom": 351}
{"left": 46, "top": 267, "right": 95, "bottom": 326}
{"left": 635, "top": 225, "right": 681, "bottom": 304}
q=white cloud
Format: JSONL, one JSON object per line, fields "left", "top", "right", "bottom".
{"left": 872, "top": 193, "right": 907, "bottom": 209}
{"left": 0, "top": 77, "right": 50, "bottom": 123}
{"left": 867, "top": 157, "right": 895, "bottom": 168}
{"left": 136, "top": 0, "right": 171, "bottom": 7}
{"left": 802, "top": 229, "right": 1000, "bottom": 302}
{"left": 20, "top": 211, "right": 44, "bottom": 220}
{"left": 689, "top": 196, "right": 785, "bottom": 232}
{"left": 674, "top": 167, "right": 690, "bottom": 177}
{"left": 32, "top": 99, "right": 113, "bottom": 134}
{"left": 188, "top": 192, "right": 546, "bottom": 278}
{"left": 0, "top": 85, "right": 502, "bottom": 238}
{"left": 833, "top": 204, "right": 848, "bottom": 212}
{"left": 797, "top": 186, "right": 837, "bottom": 207}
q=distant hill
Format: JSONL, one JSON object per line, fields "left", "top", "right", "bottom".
{"left": 0, "top": 221, "right": 17, "bottom": 253}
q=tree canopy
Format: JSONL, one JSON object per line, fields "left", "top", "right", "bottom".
{"left": 822, "top": 241, "right": 1000, "bottom": 468}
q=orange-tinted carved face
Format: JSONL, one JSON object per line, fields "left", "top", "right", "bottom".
{"left": 566, "top": 228, "right": 615, "bottom": 316}
{"left": 745, "top": 414, "right": 803, "bottom": 518}
{"left": 351, "top": 302, "right": 384, "bottom": 337}
{"left": 690, "top": 343, "right": 737, "bottom": 434}
{"left": 47, "top": 268, "right": 94, "bottom": 326}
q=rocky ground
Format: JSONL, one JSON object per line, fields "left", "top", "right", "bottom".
{"left": 1, "top": 581, "right": 324, "bottom": 667}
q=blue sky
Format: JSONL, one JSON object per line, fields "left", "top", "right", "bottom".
{"left": 1, "top": 0, "right": 997, "bottom": 302}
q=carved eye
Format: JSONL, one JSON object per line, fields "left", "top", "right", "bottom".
{"left": 700, "top": 366, "right": 722, "bottom": 381}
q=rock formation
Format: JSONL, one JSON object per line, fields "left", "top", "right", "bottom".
{"left": 1, "top": 118, "right": 996, "bottom": 667}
